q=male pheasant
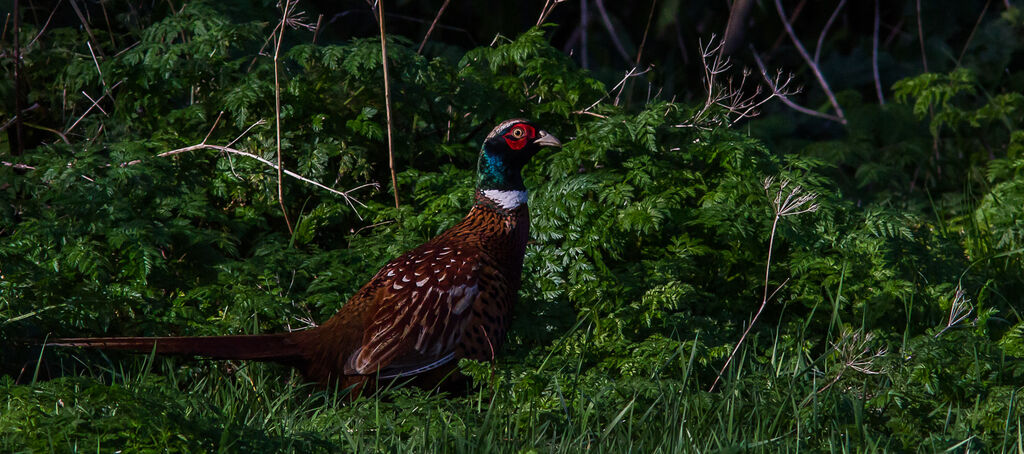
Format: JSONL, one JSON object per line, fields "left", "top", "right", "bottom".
{"left": 49, "top": 119, "right": 560, "bottom": 392}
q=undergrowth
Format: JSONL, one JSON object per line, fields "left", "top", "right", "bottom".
{"left": 2, "top": 2, "right": 1023, "bottom": 452}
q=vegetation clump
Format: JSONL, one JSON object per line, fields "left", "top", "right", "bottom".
{"left": 1, "top": 1, "right": 1023, "bottom": 451}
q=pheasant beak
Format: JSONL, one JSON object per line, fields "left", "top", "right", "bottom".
{"left": 533, "top": 130, "right": 562, "bottom": 148}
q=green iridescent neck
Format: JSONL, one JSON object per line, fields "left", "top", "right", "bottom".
{"left": 476, "top": 147, "right": 525, "bottom": 191}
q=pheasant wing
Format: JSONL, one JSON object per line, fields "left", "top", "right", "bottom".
{"left": 346, "top": 245, "right": 480, "bottom": 378}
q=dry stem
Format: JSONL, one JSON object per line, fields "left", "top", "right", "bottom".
{"left": 751, "top": 51, "right": 843, "bottom": 124}
{"left": 376, "top": 0, "right": 400, "bottom": 209}
{"left": 773, "top": 0, "right": 846, "bottom": 124}
{"left": 273, "top": 0, "right": 295, "bottom": 233}
{"left": 418, "top": 0, "right": 451, "bottom": 54}
{"left": 675, "top": 38, "right": 795, "bottom": 129}
{"left": 710, "top": 177, "right": 818, "bottom": 392}
{"left": 872, "top": 0, "right": 885, "bottom": 105}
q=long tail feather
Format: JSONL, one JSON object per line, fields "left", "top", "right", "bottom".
{"left": 47, "top": 334, "right": 305, "bottom": 362}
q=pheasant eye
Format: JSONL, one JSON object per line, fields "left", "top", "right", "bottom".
{"left": 510, "top": 127, "right": 525, "bottom": 139}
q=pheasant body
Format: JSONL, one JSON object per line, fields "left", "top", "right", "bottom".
{"left": 49, "top": 119, "right": 560, "bottom": 393}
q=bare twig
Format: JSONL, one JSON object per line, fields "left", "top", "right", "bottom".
{"left": 99, "top": 0, "right": 116, "bottom": 47}
{"left": 769, "top": 0, "right": 806, "bottom": 53}
{"left": 634, "top": 0, "right": 657, "bottom": 65}
{"left": 872, "top": 0, "right": 885, "bottom": 105}
{"left": 80, "top": 91, "right": 108, "bottom": 116}
{"left": 24, "top": 122, "right": 71, "bottom": 144}
{"left": 773, "top": 0, "right": 846, "bottom": 124}
{"left": 0, "top": 104, "right": 41, "bottom": 134}
{"left": 418, "top": 0, "right": 450, "bottom": 54}
{"left": 710, "top": 177, "right": 818, "bottom": 392}
{"left": 273, "top": 0, "right": 294, "bottom": 233}
{"left": 593, "top": 0, "right": 631, "bottom": 63}
{"left": 202, "top": 111, "right": 224, "bottom": 145}
{"left": 581, "top": 0, "right": 589, "bottom": 68}
{"left": 916, "top": 0, "right": 928, "bottom": 72}
{"left": 813, "top": 0, "right": 846, "bottom": 64}
{"left": 26, "top": 0, "right": 62, "bottom": 48}
{"left": 807, "top": 329, "right": 886, "bottom": 401}
{"left": 350, "top": 219, "right": 396, "bottom": 236}
{"left": 312, "top": 13, "right": 323, "bottom": 44}
{"left": 934, "top": 286, "right": 974, "bottom": 338}
{"left": 376, "top": 0, "right": 400, "bottom": 209}
{"left": 751, "top": 51, "right": 843, "bottom": 124}
{"left": 676, "top": 38, "right": 796, "bottom": 129}
{"left": 2, "top": 161, "right": 36, "bottom": 170}
{"left": 69, "top": 0, "right": 104, "bottom": 57}
{"left": 958, "top": 0, "right": 992, "bottom": 64}
{"left": 225, "top": 120, "right": 267, "bottom": 149}
{"left": 581, "top": 65, "right": 653, "bottom": 112}
{"left": 535, "top": 0, "right": 567, "bottom": 26}
{"left": 12, "top": 0, "right": 23, "bottom": 156}
{"left": 65, "top": 80, "right": 123, "bottom": 134}
{"left": 156, "top": 143, "right": 377, "bottom": 218}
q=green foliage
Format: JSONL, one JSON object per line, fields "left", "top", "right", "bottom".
{"left": 2, "top": 1, "right": 1023, "bottom": 452}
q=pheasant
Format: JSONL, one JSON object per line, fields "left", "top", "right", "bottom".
{"left": 49, "top": 119, "right": 561, "bottom": 393}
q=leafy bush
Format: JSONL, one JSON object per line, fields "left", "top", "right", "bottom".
{"left": 2, "top": 1, "right": 1023, "bottom": 452}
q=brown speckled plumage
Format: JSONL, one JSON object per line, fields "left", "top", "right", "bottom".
{"left": 48, "top": 120, "right": 561, "bottom": 395}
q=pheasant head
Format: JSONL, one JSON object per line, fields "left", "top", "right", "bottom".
{"left": 477, "top": 119, "right": 561, "bottom": 193}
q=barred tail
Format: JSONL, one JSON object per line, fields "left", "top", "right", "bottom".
{"left": 47, "top": 334, "right": 305, "bottom": 362}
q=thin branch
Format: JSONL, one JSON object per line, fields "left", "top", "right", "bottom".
{"left": 99, "top": 0, "right": 116, "bottom": 47}
{"left": 710, "top": 178, "right": 818, "bottom": 392}
{"left": 69, "top": 0, "right": 105, "bottom": 57}
{"left": 156, "top": 144, "right": 377, "bottom": 218}
{"left": 273, "top": 0, "right": 294, "bottom": 233}
{"left": 376, "top": 0, "right": 400, "bottom": 209}
{"left": 26, "top": 0, "right": 62, "bottom": 48}
{"left": 769, "top": 0, "right": 806, "bottom": 53}
{"left": 676, "top": 38, "right": 796, "bottom": 128}
{"left": 0, "top": 103, "right": 40, "bottom": 133}
{"left": 916, "top": 0, "right": 928, "bottom": 72}
{"left": 80, "top": 91, "right": 108, "bottom": 116}
{"left": 312, "top": 13, "right": 323, "bottom": 44}
{"left": 11, "top": 0, "right": 23, "bottom": 156}
{"left": 225, "top": 120, "right": 266, "bottom": 149}
{"left": 751, "top": 50, "right": 843, "bottom": 124}
{"left": 582, "top": 65, "right": 652, "bottom": 112}
{"left": 24, "top": 122, "right": 71, "bottom": 145}
{"left": 535, "top": 0, "right": 566, "bottom": 26}
{"left": 773, "top": 0, "right": 846, "bottom": 124}
{"left": 634, "top": 0, "right": 657, "bottom": 65}
{"left": 65, "top": 80, "right": 123, "bottom": 134}
{"left": 593, "top": 0, "right": 631, "bottom": 63}
{"left": 2, "top": 161, "right": 36, "bottom": 170}
{"left": 958, "top": 0, "right": 991, "bottom": 64}
{"left": 417, "top": 0, "right": 451, "bottom": 54}
{"left": 813, "top": 0, "right": 846, "bottom": 64}
{"left": 872, "top": 0, "right": 885, "bottom": 105}
{"left": 202, "top": 111, "right": 224, "bottom": 145}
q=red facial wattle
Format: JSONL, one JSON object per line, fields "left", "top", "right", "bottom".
{"left": 503, "top": 124, "right": 536, "bottom": 150}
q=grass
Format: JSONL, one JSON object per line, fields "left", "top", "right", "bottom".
{"left": 3, "top": 319, "right": 1017, "bottom": 453}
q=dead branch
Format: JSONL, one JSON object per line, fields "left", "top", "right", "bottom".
{"left": 813, "top": 0, "right": 846, "bottom": 64}
{"left": 773, "top": 0, "right": 846, "bottom": 124}
{"left": 675, "top": 38, "right": 796, "bottom": 129}
{"left": 418, "top": 0, "right": 451, "bottom": 54}
{"left": 535, "top": 0, "right": 567, "bottom": 26}
{"left": 593, "top": 0, "right": 631, "bottom": 63}
{"left": 156, "top": 143, "right": 377, "bottom": 218}
{"left": 872, "top": 0, "right": 885, "bottom": 105}
{"left": 273, "top": 0, "right": 295, "bottom": 233}
{"left": 751, "top": 50, "right": 843, "bottom": 124}
{"left": 375, "top": 0, "right": 400, "bottom": 209}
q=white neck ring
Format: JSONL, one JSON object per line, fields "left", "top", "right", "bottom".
{"left": 481, "top": 189, "right": 528, "bottom": 210}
